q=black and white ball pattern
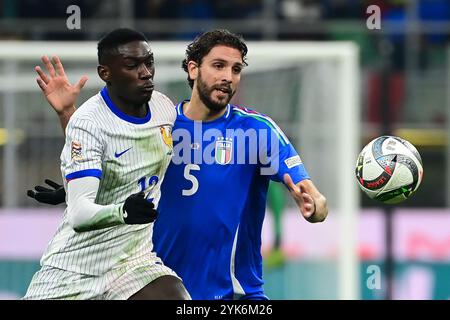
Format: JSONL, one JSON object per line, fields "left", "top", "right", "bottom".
{"left": 355, "top": 136, "right": 424, "bottom": 204}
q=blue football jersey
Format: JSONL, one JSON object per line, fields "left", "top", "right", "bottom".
{"left": 153, "top": 102, "right": 310, "bottom": 300}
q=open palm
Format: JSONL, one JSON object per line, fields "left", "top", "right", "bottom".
{"left": 35, "top": 55, "right": 88, "bottom": 114}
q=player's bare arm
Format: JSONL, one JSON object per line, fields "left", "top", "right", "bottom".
{"left": 284, "top": 173, "right": 328, "bottom": 223}
{"left": 35, "top": 55, "right": 86, "bottom": 133}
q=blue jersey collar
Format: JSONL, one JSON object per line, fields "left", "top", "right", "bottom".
{"left": 176, "top": 101, "right": 231, "bottom": 123}
{"left": 101, "top": 87, "right": 151, "bottom": 124}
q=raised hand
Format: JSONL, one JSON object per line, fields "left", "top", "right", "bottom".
{"left": 35, "top": 55, "right": 88, "bottom": 115}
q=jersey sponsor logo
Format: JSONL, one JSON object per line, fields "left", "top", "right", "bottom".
{"left": 160, "top": 125, "right": 173, "bottom": 154}
{"left": 114, "top": 147, "right": 132, "bottom": 158}
{"left": 215, "top": 137, "right": 233, "bottom": 165}
{"left": 71, "top": 140, "right": 83, "bottom": 161}
{"left": 284, "top": 155, "right": 302, "bottom": 169}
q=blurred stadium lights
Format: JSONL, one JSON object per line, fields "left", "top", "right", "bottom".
{"left": 3, "top": 19, "right": 450, "bottom": 36}
{"left": 0, "top": 129, "right": 25, "bottom": 146}
{"left": 394, "top": 128, "right": 447, "bottom": 148}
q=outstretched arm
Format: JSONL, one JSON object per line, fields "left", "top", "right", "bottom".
{"left": 35, "top": 55, "right": 87, "bottom": 134}
{"left": 284, "top": 174, "right": 328, "bottom": 223}
{"left": 28, "top": 56, "right": 87, "bottom": 204}
{"left": 27, "top": 177, "right": 158, "bottom": 230}
{"left": 67, "top": 177, "right": 157, "bottom": 232}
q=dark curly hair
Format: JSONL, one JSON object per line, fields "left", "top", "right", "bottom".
{"left": 182, "top": 29, "right": 248, "bottom": 89}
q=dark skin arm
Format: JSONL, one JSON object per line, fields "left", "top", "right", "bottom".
{"left": 28, "top": 55, "right": 85, "bottom": 204}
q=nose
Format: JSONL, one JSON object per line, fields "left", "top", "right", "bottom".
{"left": 139, "top": 64, "right": 153, "bottom": 79}
{"left": 221, "top": 67, "right": 233, "bottom": 82}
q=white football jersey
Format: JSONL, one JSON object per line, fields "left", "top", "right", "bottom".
{"left": 40, "top": 88, "right": 175, "bottom": 276}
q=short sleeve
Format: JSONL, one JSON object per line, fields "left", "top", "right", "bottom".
{"left": 258, "top": 117, "right": 310, "bottom": 184}
{"left": 61, "top": 117, "right": 104, "bottom": 182}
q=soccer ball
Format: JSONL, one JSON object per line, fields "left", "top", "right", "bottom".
{"left": 355, "top": 136, "right": 423, "bottom": 204}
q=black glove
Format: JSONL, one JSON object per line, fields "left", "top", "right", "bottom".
{"left": 123, "top": 192, "right": 157, "bottom": 224}
{"left": 27, "top": 179, "right": 66, "bottom": 205}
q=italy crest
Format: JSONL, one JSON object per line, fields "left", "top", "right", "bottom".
{"left": 215, "top": 137, "right": 233, "bottom": 165}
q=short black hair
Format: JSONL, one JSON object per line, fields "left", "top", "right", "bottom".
{"left": 97, "top": 28, "right": 148, "bottom": 64}
{"left": 182, "top": 29, "right": 248, "bottom": 88}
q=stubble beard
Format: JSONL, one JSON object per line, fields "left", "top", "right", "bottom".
{"left": 197, "top": 72, "right": 234, "bottom": 112}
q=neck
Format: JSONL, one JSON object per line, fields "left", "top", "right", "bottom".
{"left": 107, "top": 86, "right": 148, "bottom": 118}
{"left": 183, "top": 91, "right": 227, "bottom": 121}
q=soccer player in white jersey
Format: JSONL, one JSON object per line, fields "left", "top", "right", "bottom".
{"left": 24, "top": 28, "right": 190, "bottom": 300}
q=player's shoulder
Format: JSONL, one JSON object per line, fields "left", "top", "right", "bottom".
{"left": 71, "top": 93, "right": 104, "bottom": 122}
{"left": 150, "top": 90, "right": 176, "bottom": 120}
{"left": 230, "top": 104, "right": 290, "bottom": 144}
{"left": 230, "top": 104, "right": 275, "bottom": 129}
{"left": 151, "top": 90, "right": 175, "bottom": 110}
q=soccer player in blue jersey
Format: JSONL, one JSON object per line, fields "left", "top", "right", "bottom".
{"left": 29, "top": 29, "right": 328, "bottom": 300}
{"left": 154, "top": 30, "right": 328, "bottom": 300}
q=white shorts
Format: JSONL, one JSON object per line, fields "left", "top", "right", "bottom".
{"left": 23, "top": 254, "right": 180, "bottom": 300}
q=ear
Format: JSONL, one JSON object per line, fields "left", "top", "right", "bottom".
{"left": 97, "top": 65, "right": 110, "bottom": 83}
{"left": 187, "top": 61, "right": 198, "bottom": 82}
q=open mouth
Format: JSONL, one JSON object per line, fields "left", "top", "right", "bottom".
{"left": 215, "top": 87, "right": 231, "bottom": 94}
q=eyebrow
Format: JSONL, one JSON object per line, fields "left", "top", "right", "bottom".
{"left": 122, "top": 52, "right": 154, "bottom": 60}
{"left": 211, "top": 58, "right": 244, "bottom": 67}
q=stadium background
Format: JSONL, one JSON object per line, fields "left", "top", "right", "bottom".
{"left": 0, "top": 0, "right": 449, "bottom": 299}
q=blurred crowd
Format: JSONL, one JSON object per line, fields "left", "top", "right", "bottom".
{"left": 0, "top": 0, "right": 445, "bottom": 20}
{"left": 1, "top": 0, "right": 450, "bottom": 61}
{"left": 0, "top": 0, "right": 447, "bottom": 58}
{"left": 0, "top": 0, "right": 448, "bottom": 33}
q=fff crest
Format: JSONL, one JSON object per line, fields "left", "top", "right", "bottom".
{"left": 160, "top": 125, "right": 173, "bottom": 155}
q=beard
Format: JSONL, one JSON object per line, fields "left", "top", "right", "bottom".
{"left": 196, "top": 72, "right": 235, "bottom": 112}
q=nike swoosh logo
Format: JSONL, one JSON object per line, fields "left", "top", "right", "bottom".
{"left": 115, "top": 147, "right": 132, "bottom": 158}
